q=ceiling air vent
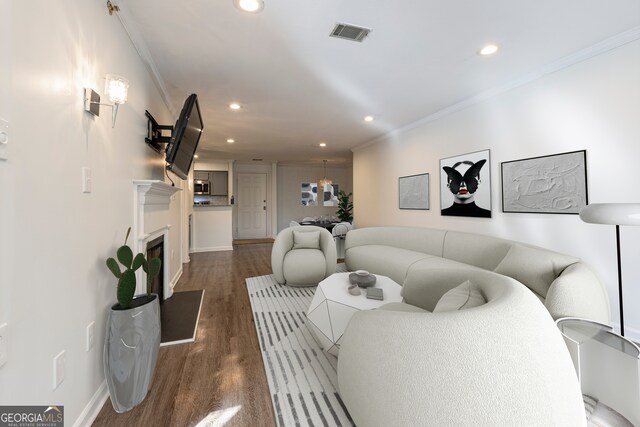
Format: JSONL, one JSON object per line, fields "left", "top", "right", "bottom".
{"left": 330, "top": 23, "right": 371, "bottom": 42}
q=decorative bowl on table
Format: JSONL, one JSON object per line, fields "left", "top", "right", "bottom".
{"left": 349, "top": 270, "right": 377, "bottom": 288}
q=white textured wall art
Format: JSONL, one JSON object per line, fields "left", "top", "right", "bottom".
{"left": 399, "top": 173, "right": 430, "bottom": 210}
{"left": 501, "top": 150, "right": 587, "bottom": 214}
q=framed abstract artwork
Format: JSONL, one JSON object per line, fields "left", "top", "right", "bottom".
{"left": 501, "top": 150, "right": 587, "bottom": 214}
{"left": 440, "top": 149, "right": 491, "bottom": 218}
{"left": 301, "top": 182, "right": 340, "bottom": 207}
{"left": 301, "top": 182, "right": 318, "bottom": 206}
{"left": 399, "top": 173, "right": 430, "bottom": 210}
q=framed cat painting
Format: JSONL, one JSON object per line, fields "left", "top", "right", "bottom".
{"left": 440, "top": 149, "right": 492, "bottom": 218}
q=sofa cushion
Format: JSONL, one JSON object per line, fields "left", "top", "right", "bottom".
{"left": 493, "top": 243, "right": 579, "bottom": 298}
{"left": 345, "top": 227, "right": 447, "bottom": 257}
{"left": 293, "top": 230, "right": 321, "bottom": 249}
{"left": 442, "top": 231, "right": 513, "bottom": 271}
{"left": 345, "top": 245, "right": 432, "bottom": 285}
{"left": 408, "top": 256, "right": 484, "bottom": 272}
{"left": 433, "top": 280, "right": 486, "bottom": 312}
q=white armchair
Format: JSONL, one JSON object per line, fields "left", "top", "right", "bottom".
{"left": 271, "top": 226, "right": 337, "bottom": 287}
{"left": 337, "top": 268, "right": 586, "bottom": 426}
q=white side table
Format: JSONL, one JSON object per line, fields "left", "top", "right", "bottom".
{"left": 557, "top": 317, "right": 640, "bottom": 426}
{"left": 306, "top": 272, "right": 402, "bottom": 356}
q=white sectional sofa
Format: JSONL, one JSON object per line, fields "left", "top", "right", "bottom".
{"left": 338, "top": 268, "right": 589, "bottom": 426}
{"left": 338, "top": 226, "right": 611, "bottom": 426}
{"left": 344, "top": 226, "right": 610, "bottom": 322}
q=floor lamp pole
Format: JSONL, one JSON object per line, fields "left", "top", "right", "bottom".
{"left": 615, "top": 225, "right": 625, "bottom": 337}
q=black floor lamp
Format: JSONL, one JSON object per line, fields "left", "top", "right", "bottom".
{"left": 580, "top": 203, "right": 640, "bottom": 337}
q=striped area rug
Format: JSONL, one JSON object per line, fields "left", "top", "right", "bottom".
{"left": 246, "top": 268, "right": 354, "bottom": 427}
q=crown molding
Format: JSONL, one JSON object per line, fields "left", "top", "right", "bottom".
{"left": 352, "top": 26, "right": 640, "bottom": 153}
{"left": 111, "top": 0, "right": 176, "bottom": 116}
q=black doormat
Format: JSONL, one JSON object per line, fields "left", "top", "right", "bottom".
{"left": 160, "top": 290, "right": 204, "bottom": 346}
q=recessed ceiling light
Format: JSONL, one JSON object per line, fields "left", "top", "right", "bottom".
{"left": 319, "top": 142, "right": 327, "bottom": 147}
{"left": 193, "top": 154, "right": 199, "bottom": 159}
{"left": 479, "top": 44, "right": 499, "bottom": 56}
{"left": 227, "top": 139, "right": 235, "bottom": 143}
{"left": 234, "top": 0, "right": 264, "bottom": 13}
{"left": 229, "top": 103, "right": 241, "bottom": 110}
{"left": 364, "top": 115, "right": 374, "bottom": 122}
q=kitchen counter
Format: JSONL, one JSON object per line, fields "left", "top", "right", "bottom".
{"left": 191, "top": 205, "right": 233, "bottom": 252}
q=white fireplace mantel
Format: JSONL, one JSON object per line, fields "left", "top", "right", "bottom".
{"left": 133, "top": 180, "right": 181, "bottom": 206}
{"left": 133, "top": 180, "right": 182, "bottom": 299}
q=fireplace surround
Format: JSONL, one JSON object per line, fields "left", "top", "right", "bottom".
{"left": 133, "top": 180, "right": 181, "bottom": 300}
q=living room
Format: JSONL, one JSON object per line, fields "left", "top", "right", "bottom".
{"left": 1, "top": 0, "right": 639, "bottom": 426}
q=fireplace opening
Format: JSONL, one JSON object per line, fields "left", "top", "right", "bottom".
{"left": 146, "top": 235, "right": 165, "bottom": 303}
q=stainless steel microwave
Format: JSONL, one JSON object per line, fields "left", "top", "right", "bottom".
{"left": 194, "top": 180, "right": 210, "bottom": 195}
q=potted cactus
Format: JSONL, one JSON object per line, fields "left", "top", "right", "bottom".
{"left": 104, "top": 227, "right": 162, "bottom": 413}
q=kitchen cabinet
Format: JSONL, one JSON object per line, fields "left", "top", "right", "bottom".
{"left": 194, "top": 171, "right": 209, "bottom": 180}
{"left": 193, "top": 170, "right": 228, "bottom": 196}
{"left": 211, "top": 171, "right": 228, "bottom": 196}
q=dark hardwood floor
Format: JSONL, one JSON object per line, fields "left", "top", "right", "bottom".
{"left": 93, "top": 244, "right": 277, "bottom": 427}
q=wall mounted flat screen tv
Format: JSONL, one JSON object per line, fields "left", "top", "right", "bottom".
{"left": 165, "top": 94, "right": 204, "bottom": 180}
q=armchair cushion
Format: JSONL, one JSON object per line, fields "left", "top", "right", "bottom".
{"left": 283, "top": 249, "right": 326, "bottom": 286}
{"left": 293, "top": 230, "right": 321, "bottom": 249}
{"left": 433, "top": 280, "right": 485, "bottom": 312}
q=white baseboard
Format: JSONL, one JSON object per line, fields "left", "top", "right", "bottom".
{"left": 190, "top": 246, "right": 233, "bottom": 253}
{"left": 165, "top": 266, "right": 183, "bottom": 299}
{"left": 170, "top": 266, "right": 183, "bottom": 290}
{"left": 73, "top": 381, "right": 109, "bottom": 427}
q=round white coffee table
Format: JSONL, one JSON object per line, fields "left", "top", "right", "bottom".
{"left": 306, "top": 272, "right": 402, "bottom": 356}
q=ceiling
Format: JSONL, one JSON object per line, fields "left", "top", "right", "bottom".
{"left": 116, "top": 0, "right": 640, "bottom": 165}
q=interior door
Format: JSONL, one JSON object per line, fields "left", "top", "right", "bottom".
{"left": 237, "top": 173, "right": 267, "bottom": 239}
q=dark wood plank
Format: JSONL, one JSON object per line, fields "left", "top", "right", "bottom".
{"left": 92, "top": 244, "right": 276, "bottom": 427}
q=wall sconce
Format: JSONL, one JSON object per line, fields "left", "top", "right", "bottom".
{"left": 84, "top": 75, "right": 129, "bottom": 127}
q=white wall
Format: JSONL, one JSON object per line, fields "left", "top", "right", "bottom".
{"left": 0, "top": 0, "right": 184, "bottom": 424}
{"left": 194, "top": 160, "right": 229, "bottom": 171}
{"left": 277, "top": 164, "right": 353, "bottom": 232}
{"left": 353, "top": 39, "right": 640, "bottom": 339}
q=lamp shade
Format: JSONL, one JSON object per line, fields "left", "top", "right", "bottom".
{"left": 580, "top": 203, "right": 640, "bottom": 226}
{"left": 105, "top": 75, "right": 129, "bottom": 105}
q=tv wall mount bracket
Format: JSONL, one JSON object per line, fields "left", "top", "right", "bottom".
{"left": 145, "top": 110, "right": 173, "bottom": 152}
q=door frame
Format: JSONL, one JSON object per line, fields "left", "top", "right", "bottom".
{"left": 232, "top": 162, "right": 277, "bottom": 239}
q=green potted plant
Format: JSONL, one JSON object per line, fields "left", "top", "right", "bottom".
{"left": 336, "top": 190, "right": 353, "bottom": 223}
{"left": 104, "top": 227, "right": 162, "bottom": 413}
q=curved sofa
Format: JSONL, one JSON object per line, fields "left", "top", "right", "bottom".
{"left": 337, "top": 268, "right": 588, "bottom": 426}
{"left": 344, "top": 226, "right": 610, "bottom": 322}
